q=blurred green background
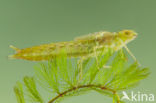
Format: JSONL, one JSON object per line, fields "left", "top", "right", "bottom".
{"left": 0, "top": 0, "right": 155, "bottom": 103}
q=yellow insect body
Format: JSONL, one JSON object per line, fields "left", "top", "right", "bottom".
{"left": 9, "top": 30, "right": 137, "bottom": 61}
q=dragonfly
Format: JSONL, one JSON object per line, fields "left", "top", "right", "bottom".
{"left": 9, "top": 30, "right": 138, "bottom": 82}
{"left": 9, "top": 30, "right": 137, "bottom": 62}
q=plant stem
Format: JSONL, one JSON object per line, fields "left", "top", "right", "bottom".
{"left": 48, "top": 84, "right": 118, "bottom": 103}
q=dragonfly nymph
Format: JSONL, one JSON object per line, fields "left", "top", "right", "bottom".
{"left": 9, "top": 30, "right": 137, "bottom": 61}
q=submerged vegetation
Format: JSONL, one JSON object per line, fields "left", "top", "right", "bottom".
{"left": 14, "top": 49, "right": 150, "bottom": 103}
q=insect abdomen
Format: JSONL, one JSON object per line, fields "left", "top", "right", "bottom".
{"left": 9, "top": 41, "right": 94, "bottom": 61}
{"left": 9, "top": 44, "right": 57, "bottom": 61}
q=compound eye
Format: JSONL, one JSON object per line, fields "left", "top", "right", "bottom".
{"left": 124, "top": 31, "right": 131, "bottom": 36}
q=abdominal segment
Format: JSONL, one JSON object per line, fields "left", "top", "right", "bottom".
{"left": 10, "top": 42, "right": 95, "bottom": 61}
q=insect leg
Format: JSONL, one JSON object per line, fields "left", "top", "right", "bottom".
{"left": 93, "top": 46, "right": 100, "bottom": 70}
{"left": 94, "top": 47, "right": 111, "bottom": 69}
{"left": 124, "top": 45, "right": 141, "bottom": 65}
{"left": 103, "top": 65, "right": 111, "bottom": 68}
{"left": 77, "top": 57, "right": 85, "bottom": 84}
{"left": 118, "top": 38, "right": 140, "bottom": 65}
